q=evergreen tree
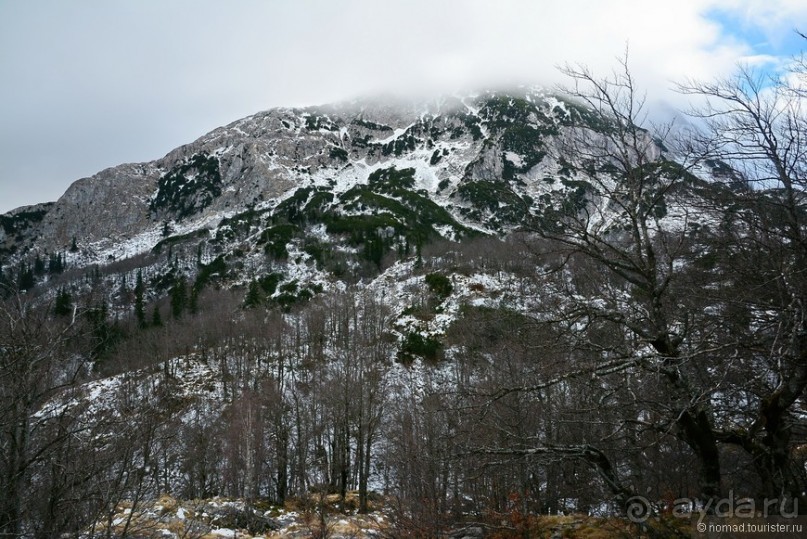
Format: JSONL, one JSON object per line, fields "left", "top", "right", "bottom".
{"left": 86, "top": 302, "right": 119, "bottom": 360}
{"left": 17, "top": 262, "right": 35, "bottom": 291}
{"left": 87, "top": 265, "right": 101, "bottom": 284}
{"left": 134, "top": 270, "right": 146, "bottom": 328}
{"left": 362, "top": 233, "right": 385, "bottom": 269}
{"left": 151, "top": 304, "right": 162, "bottom": 327}
{"left": 54, "top": 288, "right": 73, "bottom": 317}
{"left": 170, "top": 276, "right": 187, "bottom": 319}
{"left": 244, "top": 279, "right": 263, "bottom": 308}
{"left": 189, "top": 285, "right": 200, "bottom": 315}
{"left": 0, "top": 266, "right": 9, "bottom": 299}
{"left": 48, "top": 253, "right": 64, "bottom": 274}
{"left": 33, "top": 255, "right": 45, "bottom": 276}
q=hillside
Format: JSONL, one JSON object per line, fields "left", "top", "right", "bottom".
{"left": 1, "top": 71, "right": 806, "bottom": 539}
{"left": 0, "top": 88, "right": 721, "bottom": 328}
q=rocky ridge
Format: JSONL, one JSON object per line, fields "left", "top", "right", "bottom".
{"left": 2, "top": 88, "right": 662, "bottom": 260}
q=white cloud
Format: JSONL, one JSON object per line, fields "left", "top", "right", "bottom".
{"left": 714, "top": 0, "right": 807, "bottom": 37}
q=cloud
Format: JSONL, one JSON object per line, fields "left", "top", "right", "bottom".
{"left": 0, "top": 0, "right": 804, "bottom": 213}
{"left": 715, "top": 0, "right": 807, "bottom": 36}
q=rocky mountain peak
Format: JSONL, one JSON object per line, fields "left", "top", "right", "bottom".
{"left": 1, "top": 86, "right": 681, "bottom": 298}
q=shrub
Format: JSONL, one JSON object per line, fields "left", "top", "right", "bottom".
{"left": 424, "top": 272, "right": 452, "bottom": 300}
{"left": 150, "top": 153, "right": 222, "bottom": 220}
{"left": 259, "top": 224, "right": 296, "bottom": 259}
{"left": 329, "top": 147, "right": 349, "bottom": 161}
{"left": 399, "top": 331, "right": 441, "bottom": 362}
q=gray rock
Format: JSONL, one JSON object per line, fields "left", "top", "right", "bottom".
{"left": 449, "top": 525, "right": 485, "bottom": 539}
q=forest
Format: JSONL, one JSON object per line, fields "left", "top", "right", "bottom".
{"left": 1, "top": 52, "right": 807, "bottom": 538}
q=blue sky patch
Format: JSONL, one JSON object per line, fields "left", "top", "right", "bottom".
{"left": 707, "top": 8, "right": 805, "bottom": 64}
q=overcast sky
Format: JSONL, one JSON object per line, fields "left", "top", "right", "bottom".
{"left": 1, "top": 0, "right": 805, "bottom": 213}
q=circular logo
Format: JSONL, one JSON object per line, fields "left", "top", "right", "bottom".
{"left": 626, "top": 496, "right": 652, "bottom": 523}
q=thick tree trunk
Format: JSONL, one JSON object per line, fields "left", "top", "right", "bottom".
{"left": 677, "top": 409, "right": 722, "bottom": 505}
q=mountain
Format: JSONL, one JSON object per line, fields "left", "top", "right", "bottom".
{"left": 1, "top": 88, "right": 710, "bottom": 296}
{"left": 7, "top": 83, "right": 802, "bottom": 538}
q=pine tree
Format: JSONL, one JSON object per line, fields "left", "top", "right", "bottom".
{"left": 362, "top": 233, "right": 385, "bottom": 269}
{"left": 54, "top": 288, "right": 73, "bottom": 317}
{"left": 48, "top": 253, "right": 64, "bottom": 274}
{"left": 152, "top": 304, "right": 162, "bottom": 327}
{"left": 33, "top": 255, "right": 45, "bottom": 276}
{"left": 86, "top": 302, "right": 118, "bottom": 359}
{"left": 244, "top": 280, "right": 263, "bottom": 308}
{"left": 189, "top": 286, "right": 200, "bottom": 315}
{"left": 88, "top": 265, "right": 101, "bottom": 283}
{"left": 17, "top": 262, "right": 35, "bottom": 291}
{"left": 170, "top": 276, "right": 187, "bottom": 319}
{"left": 134, "top": 270, "right": 146, "bottom": 328}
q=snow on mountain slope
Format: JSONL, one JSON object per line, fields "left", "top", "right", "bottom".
{"left": 3, "top": 84, "right": 764, "bottom": 539}
{"left": 2, "top": 87, "right": 727, "bottom": 358}
{"left": 1, "top": 87, "right": 629, "bottom": 260}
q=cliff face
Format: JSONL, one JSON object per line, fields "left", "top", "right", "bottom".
{"left": 37, "top": 163, "right": 160, "bottom": 250}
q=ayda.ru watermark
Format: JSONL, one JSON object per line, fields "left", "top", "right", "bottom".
{"left": 625, "top": 491, "right": 799, "bottom": 524}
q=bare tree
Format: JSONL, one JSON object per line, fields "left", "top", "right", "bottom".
{"left": 678, "top": 52, "right": 807, "bottom": 510}
{"left": 500, "top": 52, "right": 728, "bottom": 509}
{"left": 0, "top": 288, "right": 89, "bottom": 536}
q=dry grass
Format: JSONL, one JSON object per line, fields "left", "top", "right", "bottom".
{"left": 86, "top": 494, "right": 693, "bottom": 539}
{"left": 482, "top": 513, "right": 692, "bottom": 538}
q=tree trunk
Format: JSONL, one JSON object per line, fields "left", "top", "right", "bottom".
{"left": 676, "top": 409, "right": 722, "bottom": 505}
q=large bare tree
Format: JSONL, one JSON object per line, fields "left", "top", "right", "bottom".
{"left": 678, "top": 51, "right": 807, "bottom": 511}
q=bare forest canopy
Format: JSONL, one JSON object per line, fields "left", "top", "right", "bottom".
{"left": 2, "top": 50, "right": 807, "bottom": 538}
